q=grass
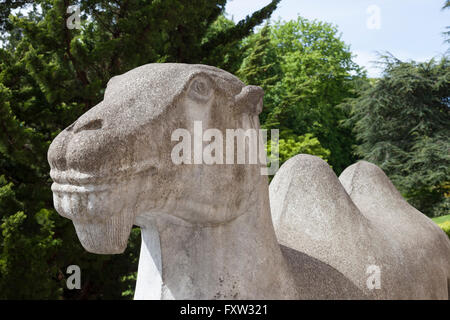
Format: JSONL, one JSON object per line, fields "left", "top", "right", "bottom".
{"left": 432, "top": 214, "right": 450, "bottom": 224}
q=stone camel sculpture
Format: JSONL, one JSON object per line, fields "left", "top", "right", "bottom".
{"left": 48, "top": 63, "right": 450, "bottom": 299}
{"left": 270, "top": 155, "right": 450, "bottom": 299}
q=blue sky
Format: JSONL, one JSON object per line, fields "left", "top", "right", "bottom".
{"left": 225, "top": 0, "right": 450, "bottom": 77}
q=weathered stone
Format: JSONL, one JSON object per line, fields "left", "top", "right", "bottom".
{"left": 48, "top": 63, "right": 449, "bottom": 300}
{"left": 49, "top": 63, "right": 297, "bottom": 299}
{"left": 270, "top": 154, "right": 450, "bottom": 299}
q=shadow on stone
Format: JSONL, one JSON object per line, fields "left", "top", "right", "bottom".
{"left": 280, "top": 245, "right": 367, "bottom": 300}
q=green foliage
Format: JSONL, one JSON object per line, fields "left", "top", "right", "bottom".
{"left": 0, "top": 1, "right": 35, "bottom": 32}
{"left": 267, "top": 132, "right": 330, "bottom": 167}
{"left": 438, "top": 221, "right": 450, "bottom": 238}
{"left": 0, "top": 0, "right": 279, "bottom": 299}
{"left": 0, "top": 175, "right": 63, "bottom": 299}
{"left": 342, "top": 56, "right": 450, "bottom": 217}
{"left": 120, "top": 270, "right": 137, "bottom": 299}
{"left": 202, "top": 1, "right": 281, "bottom": 73}
{"left": 238, "top": 17, "right": 365, "bottom": 174}
{"left": 237, "top": 23, "right": 281, "bottom": 91}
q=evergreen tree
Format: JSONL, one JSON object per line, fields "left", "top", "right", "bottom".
{"left": 238, "top": 24, "right": 280, "bottom": 89}
{"left": 237, "top": 23, "right": 281, "bottom": 124}
{"left": 342, "top": 56, "right": 450, "bottom": 217}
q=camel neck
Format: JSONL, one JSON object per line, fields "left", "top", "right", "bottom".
{"left": 134, "top": 180, "right": 298, "bottom": 300}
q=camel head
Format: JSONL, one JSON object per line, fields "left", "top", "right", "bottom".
{"left": 48, "top": 63, "right": 265, "bottom": 254}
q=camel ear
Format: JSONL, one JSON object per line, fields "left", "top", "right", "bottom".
{"left": 235, "top": 85, "right": 264, "bottom": 115}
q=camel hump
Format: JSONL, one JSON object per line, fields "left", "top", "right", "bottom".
{"left": 339, "top": 160, "right": 450, "bottom": 260}
{"left": 339, "top": 160, "right": 406, "bottom": 209}
{"left": 339, "top": 160, "right": 432, "bottom": 224}
{"left": 269, "top": 155, "right": 370, "bottom": 263}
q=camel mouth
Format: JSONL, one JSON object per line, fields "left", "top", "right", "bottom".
{"left": 51, "top": 178, "right": 122, "bottom": 223}
{"left": 50, "top": 170, "right": 119, "bottom": 224}
{"left": 50, "top": 168, "right": 147, "bottom": 255}
{"left": 50, "top": 164, "right": 158, "bottom": 219}
{"left": 50, "top": 169, "right": 108, "bottom": 188}
{"left": 50, "top": 169, "right": 129, "bottom": 188}
{"left": 51, "top": 181, "right": 112, "bottom": 194}
{"left": 50, "top": 161, "right": 158, "bottom": 185}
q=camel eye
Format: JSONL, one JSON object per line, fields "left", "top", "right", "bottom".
{"left": 188, "top": 77, "right": 213, "bottom": 101}
{"left": 193, "top": 80, "right": 207, "bottom": 95}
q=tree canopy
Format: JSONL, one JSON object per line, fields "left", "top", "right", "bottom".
{"left": 238, "top": 17, "right": 365, "bottom": 172}
{"left": 342, "top": 56, "right": 450, "bottom": 217}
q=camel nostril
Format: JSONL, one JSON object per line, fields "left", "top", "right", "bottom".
{"left": 75, "top": 119, "right": 103, "bottom": 133}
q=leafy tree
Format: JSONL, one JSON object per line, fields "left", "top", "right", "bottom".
{"left": 267, "top": 133, "right": 330, "bottom": 167}
{"left": 0, "top": 0, "right": 279, "bottom": 299}
{"left": 0, "top": 1, "right": 35, "bottom": 32}
{"left": 342, "top": 56, "right": 450, "bottom": 217}
{"left": 238, "top": 17, "right": 365, "bottom": 174}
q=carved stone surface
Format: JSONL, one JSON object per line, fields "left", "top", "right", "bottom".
{"left": 48, "top": 63, "right": 450, "bottom": 300}
{"left": 270, "top": 154, "right": 450, "bottom": 299}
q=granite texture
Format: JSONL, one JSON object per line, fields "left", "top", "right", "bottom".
{"left": 48, "top": 63, "right": 449, "bottom": 300}
{"left": 270, "top": 154, "right": 450, "bottom": 299}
